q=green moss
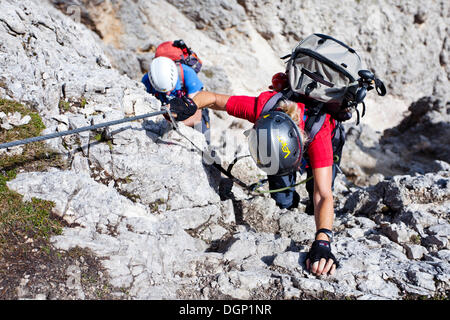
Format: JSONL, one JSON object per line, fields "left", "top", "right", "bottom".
{"left": 119, "top": 190, "right": 141, "bottom": 203}
{"left": 92, "top": 130, "right": 113, "bottom": 151}
{"left": 0, "top": 170, "right": 63, "bottom": 255}
{"left": 149, "top": 198, "right": 167, "bottom": 212}
{"left": 0, "top": 99, "right": 45, "bottom": 141}
{"left": 410, "top": 234, "right": 422, "bottom": 245}
{"left": 58, "top": 99, "right": 71, "bottom": 112}
{"left": 59, "top": 97, "right": 87, "bottom": 112}
{"left": 80, "top": 97, "right": 87, "bottom": 108}
{"left": 94, "top": 133, "right": 102, "bottom": 142}
{"left": 0, "top": 99, "right": 65, "bottom": 171}
{"left": 0, "top": 100, "right": 121, "bottom": 299}
{"left": 0, "top": 99, "right": 67, "bottom": 256}
{"left": 124, "top": 175, "right": 133, "bottom": 183}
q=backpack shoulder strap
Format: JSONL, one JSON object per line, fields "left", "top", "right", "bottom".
{"left": 331, "top": 120, "right": 346, "bottom": 155}
{"left": 176, "top": 62, "right": 185, "bottom": 92}
{"left": 261, "top": 91, "right": 328, "bottom": 145}
{"left": 304, "top": 103, "right": 327, "bottom": 142}
{"left": 260, "top": 92, "right": 285, "bottom": 115}
{"left": 306, "top": 113, "right": 327, "bottom": 142}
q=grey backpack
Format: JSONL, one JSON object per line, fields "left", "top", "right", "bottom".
{"left": 283, "top": 33, "right": 386, "bottom": 123}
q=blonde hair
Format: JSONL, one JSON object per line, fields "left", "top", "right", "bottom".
{"left": 278, "top": 99, "right": 309, "bottom": 147}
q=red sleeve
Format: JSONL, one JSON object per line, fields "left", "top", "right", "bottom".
{"left": 226, "top": 95, "right": 259, "bottom": 123}
{"left": 307, "top": 115, "right": 334, "bottom": 169}
{"left": 225, "top": 91, "right": 280, "bottom": 123}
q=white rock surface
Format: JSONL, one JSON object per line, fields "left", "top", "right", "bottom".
{"left": 1, "top": 0, "right": 449, "bottom": 300}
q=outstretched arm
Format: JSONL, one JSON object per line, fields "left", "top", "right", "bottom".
{"left": 192, "top": 91, "right": 230, "bottom": 111}
{"left": 166, "top": 91, "right": 230, "bottom": 121}
{"left": 306, "top": 165, "right": 337, "bottom": 276}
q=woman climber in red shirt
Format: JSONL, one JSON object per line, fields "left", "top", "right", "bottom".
{"left": 167, "top": 74, "right": 339, "bottom": 276}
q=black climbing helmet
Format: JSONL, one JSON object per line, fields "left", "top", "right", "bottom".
{"left": 247, "top": 111, "right": 304, "bottom": 176}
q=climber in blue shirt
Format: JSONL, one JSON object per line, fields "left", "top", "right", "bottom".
{"left": 142, "top": 56, "right": 210, "bottom": 141}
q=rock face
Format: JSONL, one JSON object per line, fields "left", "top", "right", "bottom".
{"left": 51, "top": 0, "right": 449, "bottom": 119}
{"left": 6, "top": 168, "right": 450, "bottom": 300}
{"left": 340, "top": 95, "right": 450, "bottom": 186}
{"left": 1, "top": 0, "right": 449, "bottom": 300}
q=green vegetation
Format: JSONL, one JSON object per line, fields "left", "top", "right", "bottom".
{"left": 149, "top": 198, "right": 167, "bottom": 212}
{"left": 58, "top": 99, "right": 71, "bottom": 112}
{"left": 410, "top": 234, "right": 422, "bottom": 245}
{"left": 0, "top": 99, "right": 67, "bottom": 256}
{"left": 0, "top": 99, "right": 44, "bottom": 145}
{"left": 0, "top": 169, "right": 63, "bottom": 256}
{"left": 80, "top": 97, "right": 87, "bottom": 108}
{"left": 59, "top": 97, "right": 87, "bottom": 113}
{"left": 0, "top": 99, "right": 121, "bottom": 299}
{"left": 0, "top": 99, "right": 65, "bottom": 171}
{"left": 119, "top": 190, "right": 141, "bottom": 203}
{"left": 93, "top": 131, "right": 113, "bottom": 151}
{"left": 94, "top": 133, "right": 102, "bottom": 142}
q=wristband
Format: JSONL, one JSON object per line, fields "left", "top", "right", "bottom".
{"left": 315, "top": 228, "right": 333, "bottom": 242}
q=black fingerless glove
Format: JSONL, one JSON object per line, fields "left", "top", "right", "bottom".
{"left": 306, "top": 240, "right": 339, "bottom": 268}
{"left": 168, "top": 96, "right": 198, "bottom": 121}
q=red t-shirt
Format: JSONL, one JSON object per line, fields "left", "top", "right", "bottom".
{"left": 225, "top": 91, "right": 335, "bottom": 169}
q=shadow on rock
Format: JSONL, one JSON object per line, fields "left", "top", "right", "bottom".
{"left": 381, "top": 96, "right": 450, "bottom": 175}
{"left": 342, "top": 95, "right": 450, "bottom": 185}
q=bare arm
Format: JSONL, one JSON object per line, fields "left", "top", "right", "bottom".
{"left": 180, "top": 91, "right": 230, "bottom": 126}
{"left": 192, "top": 91, "right": 231, "bottom": 111}
{"left": 175, "top": 91, "right": 230, "bottom": 126}
{"left": 312, "top": 166, "right": 334, "bottom": 238}
{"left": 306, "top": 165, "right": 337, "bottom": 276}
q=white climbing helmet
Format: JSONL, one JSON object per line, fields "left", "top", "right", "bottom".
{"left": 148, "top": 56, "right": 178, "bottom": 93}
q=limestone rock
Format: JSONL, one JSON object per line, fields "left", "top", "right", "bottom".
{"left": 1, "top": 0, "right": 449, "bottom": 301}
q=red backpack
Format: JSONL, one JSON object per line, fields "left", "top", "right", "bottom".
{"left": 155, "top": 40, "right": 203, "bottom": 88}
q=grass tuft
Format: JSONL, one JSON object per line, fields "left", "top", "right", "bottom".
{"left": 0, "top": 170, "right": 63, "bottom": 256}
{"left": 0, "top": 99, "right": 66, "bottom": 171}
{"left": 0, "top": 99, "right": 66, "bottom": 256}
